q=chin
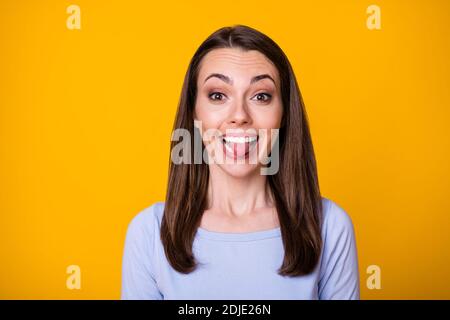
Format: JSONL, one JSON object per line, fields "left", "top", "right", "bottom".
{"left": 217, "top": 163, "right": 261, "bottom": 179}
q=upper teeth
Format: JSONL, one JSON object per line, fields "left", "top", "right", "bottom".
{"left": 223, "top": 136, "right": 257, "bottom": 144}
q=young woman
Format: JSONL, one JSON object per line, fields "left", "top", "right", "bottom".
{"left": 121, "top": 25, "right": 360, "bottom": 300}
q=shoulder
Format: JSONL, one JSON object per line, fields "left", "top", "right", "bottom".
{"left": 320, "top": 197, "right": 356, "bottom": 239}
{"left": 318, "top": 197, "right": 360, "bottom": 299}
{"left": 125, "top": 202, "right": 165, "bottom": 241}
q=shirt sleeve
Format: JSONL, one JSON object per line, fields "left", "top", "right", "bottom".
{"left": 121, "top": 207, "right": 163, "bottom": 300}
{"left": 318, "top": 200, "right": 360, "bottom": 300}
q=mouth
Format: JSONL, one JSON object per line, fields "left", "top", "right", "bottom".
{"left": 220, "top": 134, "right": 259, "bottom": 161}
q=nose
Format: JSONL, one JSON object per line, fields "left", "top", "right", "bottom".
{"left": 227, "top": 99, "right": 252, "bottom": 126}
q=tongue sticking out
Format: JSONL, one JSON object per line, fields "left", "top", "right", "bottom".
{"left": 224, "top": 141, "right": 250, "bottom": 159}
{"left": 233, "top": 141, "right": 248, "bottom": 158}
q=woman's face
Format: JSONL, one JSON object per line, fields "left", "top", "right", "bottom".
{"left": 194, "top": 47, "right": 283, "bottom": 178}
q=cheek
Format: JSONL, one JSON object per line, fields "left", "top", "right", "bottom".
{"left": 270, "top": 99, "right": 284, "bottom": 127}
{"left": 194, "top": 102, "right": 224, "bottom": 137}
{"left": 252, "top": 104, "right": 283, "bottom": 150}
{"left": 195, "top": 99, "right": 213, "bottom": 126}
{"left": 253, "top": 104, "right": 283, "bottom": 129}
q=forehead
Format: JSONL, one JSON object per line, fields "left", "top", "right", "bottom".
{"left": 197, "top": 48, "right": 279, "bottom": 84}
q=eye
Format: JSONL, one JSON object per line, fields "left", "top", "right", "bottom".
{"left": 251, "top": 92, "right": 272, "bottom": 103}
{"left": 208, "top": 92, "right": 227, "bottom": 102}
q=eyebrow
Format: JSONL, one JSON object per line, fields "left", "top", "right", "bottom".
{"left": 203, "top": 73, "right": 276, "bottom": 85}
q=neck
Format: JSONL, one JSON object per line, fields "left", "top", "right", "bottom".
{"left": 206, "top": 164, "right": 274, "bottom": 217}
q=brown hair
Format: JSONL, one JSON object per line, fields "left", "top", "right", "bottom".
{"left": 160, "top": 25, "right": 323, "bottom": 276}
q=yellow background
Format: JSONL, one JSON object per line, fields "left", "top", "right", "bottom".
{"left": 1, "top": 0, "right": 449, "bottom": 299}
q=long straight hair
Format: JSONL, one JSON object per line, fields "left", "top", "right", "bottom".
{"left": 160, "top": 25, "right": 323, "bottom": 276}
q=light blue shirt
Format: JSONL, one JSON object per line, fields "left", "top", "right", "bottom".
{"left": 121, "top": 197, "right": 360, "bottom": 299}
